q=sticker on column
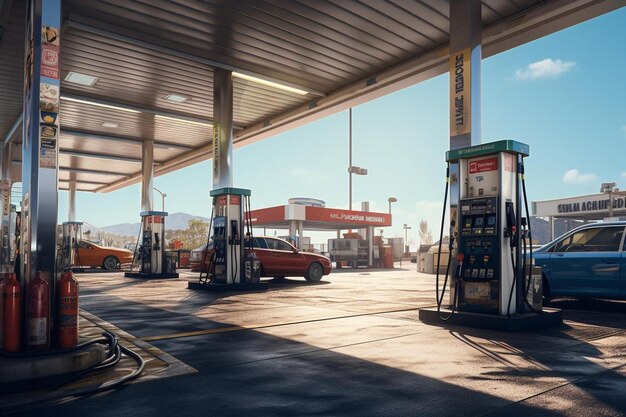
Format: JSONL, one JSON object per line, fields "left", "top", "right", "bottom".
{"left": 41, "top": 26, "right": 59, "bottom": 79}
{"left": 40, "top": 125, "right": 58, "bottom": 168}
{"left": 40, "top": 83, "right": 59, "bottom": 114}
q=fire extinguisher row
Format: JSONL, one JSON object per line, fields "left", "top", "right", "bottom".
{"left": 0, "top": 270, "right": 79, "bottom": 353}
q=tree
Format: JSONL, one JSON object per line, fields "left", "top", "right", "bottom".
{"left": 418, "top": 219, "right": 433, "bottom": 245}
{"left": 168, "top": 219, "right": 209, "bottom": 249}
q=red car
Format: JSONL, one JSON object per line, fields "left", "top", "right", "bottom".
{"left": 189, "top": 237, "right": 332, "bottom": 282}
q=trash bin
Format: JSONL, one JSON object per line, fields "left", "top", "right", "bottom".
{"left": 178, "top": 250, "right": 191, "bottom": 268}
{"left": 165, "top": 252, "right": 178, "bottom": 273}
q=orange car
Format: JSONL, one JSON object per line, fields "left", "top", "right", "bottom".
{"left": 75, "top": 240, "right": 134, "bottom": 270}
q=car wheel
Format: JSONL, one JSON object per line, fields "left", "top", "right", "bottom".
{"left": 305, "top": 262, "right": 324, "bottom": 282}
{"left": 102, "top": 256, "right": 120, "bottom": 270}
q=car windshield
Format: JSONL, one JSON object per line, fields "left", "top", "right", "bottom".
{"left": 553, "top": 226, "right": 624, "bottom": 253}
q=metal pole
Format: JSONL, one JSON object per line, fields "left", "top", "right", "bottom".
{"left": 448, "top": 0, "right": 482, "bottom": 307}
{"left": 213, "top": 68, "right": 234, "bottom": 189}
{"left": 1, "top": 143, "right": 12, "bottom": 273}
{"left": 349, "top": 108, "right": 352, "bottom": 211}
{"left": 22, "top": 0, "right": 62, "bottom": 349}
{"left": 609, "top": 190, "right": 614, "bottom": 217}
{"left": 141, "top": 141, "right": 154, "bottom": 212}
{"left": 68, "top": 172, "right": 76, "bottom": 221}
{"left": 154, "top": 187, "right": 165, "bottom": 212}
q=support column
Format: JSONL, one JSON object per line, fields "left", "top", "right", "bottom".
{"left": 68, "top": 172, "right": 76, "bottom": 222}
{"left": 297, "top": 220, "right": 304, "bottom": 249}
{"left": 1, "top": 142, "right": 12, "bottom": 273}
{"left": 448, "top": 0, "right": 482, "bottom": 305}
{"left": 21, "top": 0, "right": 62, "bottom": 349}
{"left": 141, "top": 140, "right": 154, "bottom": 212}
{"left": 213, "top": 68, "right": 234, "bottom": 189}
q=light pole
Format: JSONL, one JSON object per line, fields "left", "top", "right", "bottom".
{"left": 387, "top": 197, "right": 397, "bottom": 214}
{"left": 600, "top": 182, "right": 618, "bottom": 218}
{"left": 403, "top": 223, "right": 411, "bottom": 256}
{"left": 153, "top": 187, "right": 167, "bottom": 212}
{"left": 347, "top": 108, "right": 368, "bottom": 210}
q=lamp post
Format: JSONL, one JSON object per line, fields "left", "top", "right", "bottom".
{"left": 153, "top": 187, "right": 167, "bottom": 212}
{"left": 347, "top": 108, "right": 369, "bottom": 210}
{"left": 600, "top": 182, "right": 618, "bottom": 218}
{"left": 387, "top": 197, "right": 397, "bottom": 214}
{"left": 403, "top": 223, "right": 411, "bottom": 256}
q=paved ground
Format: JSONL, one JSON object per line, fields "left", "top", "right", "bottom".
{"left": 5, "top": 266, "right": 626, "bottom": 417}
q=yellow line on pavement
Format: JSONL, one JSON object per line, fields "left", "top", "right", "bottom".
{"left": 141, "top": 306, "right": 430, "bottom": 342}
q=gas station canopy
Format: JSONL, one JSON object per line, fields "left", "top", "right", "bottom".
{"left": 1, "top": 0, "right": 623, "bottom": 193}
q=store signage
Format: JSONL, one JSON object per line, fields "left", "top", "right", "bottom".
{"left": 306, "top": 207, "right": 391, "bottom": 226}
{"left": 557, "top": 197, "right": 626, "bottom": 214}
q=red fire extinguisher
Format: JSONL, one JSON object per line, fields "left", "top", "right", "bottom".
{"left": 1, "top": 272, "right": 21, "bottom": 352}
{"left": 56, "top": 270, "right": 78, "bottom": 349}
{"left": 26, "top": 271, "right": 50, "bottom": 351}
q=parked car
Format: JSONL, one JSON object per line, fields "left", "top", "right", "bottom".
{"left": 532, "top": 222, "right": 626, "bottom": 300}
{"left": 75, "top": 240, "right": 134, "bottom": 270}
{"left": 190, "top": 236, "right": 332, "bottom": 282}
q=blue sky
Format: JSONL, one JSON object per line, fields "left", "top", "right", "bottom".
{"left": 58, "top": 7, "right": 626, "bottom": 248}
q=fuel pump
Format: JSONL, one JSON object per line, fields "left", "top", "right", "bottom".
{"left": 421, "top": 140, "right": 562, "bottom": 330}
{"left": 189, "top": 187, "right": 266, "bottom": 291}
{"left": 125, "top": 211, "right": 179, "bottom": 279}
{"left": 60, "top": 221, "right": 82, "bottom": 271}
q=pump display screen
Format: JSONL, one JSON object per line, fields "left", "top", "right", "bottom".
{"left": 486, "top": 215, "right": 496, "bottom": 226}
{"left": 473, "top": 217, "right": 484, "bottom": 227}
{"left": 464, "top": 218, "right": 472, "bottom": 228}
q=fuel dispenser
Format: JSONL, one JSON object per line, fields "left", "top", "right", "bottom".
{"left": 60, "top": 221, "right": 82, "bottom": 271}
{"left": 189, "top": 187, "right": 265, "bottom": 291}
{"left": 125, "top": 211, "right": 179, "bottom": 279}
{"left": 420, "top": 140, "right": 562, "bottom": 330}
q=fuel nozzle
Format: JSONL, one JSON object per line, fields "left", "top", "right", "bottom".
{"left": 455, "top": 253, "right": 464, "bottom": 278}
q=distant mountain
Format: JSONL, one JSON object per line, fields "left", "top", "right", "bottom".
{"left": 83, "top": 212, "right": 210, "bottom": 237}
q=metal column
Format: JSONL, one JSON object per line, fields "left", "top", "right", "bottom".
{"left": 213, "top": 68, "right": 234, "bottom": 189}
{"left": 21, "top": 0, "right": 62, "bottom": 347}
{"left": 68, "top": 172, "right": 76, "bottom": 222}
{"left": 448, "top": 0, "right": 482, "bottom": 306}
{"left": 141, "top": 140, "right": 154, "bottom": 212}
{"left": 1, "top": 142, "right": 12, "bottom": 273}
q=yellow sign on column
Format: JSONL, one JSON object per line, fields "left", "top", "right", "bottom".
{"left": 450, "top": 48, "right": 471, "bottom": 137}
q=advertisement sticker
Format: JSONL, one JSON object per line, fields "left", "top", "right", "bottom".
{"left": 39, "top": 125, "right": 58, "bottom": 168}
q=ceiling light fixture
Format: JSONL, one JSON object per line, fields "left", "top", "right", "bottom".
{"left": 101, "top": 121, "right": 119, "bottom": 128}
{"left": 232, "top": 72, "right": 309, "bottom": 95}
{"left": 155, "top": 114, "right": 211, "bottom": 127}
{"left": 65, "top": 71, "right": 99, "bottom": 86}
{"left": 164, "top": 94, "right": 189, "bottom": 103}
{"left": 60, "top": 96, "right": 141, "bottom": 113}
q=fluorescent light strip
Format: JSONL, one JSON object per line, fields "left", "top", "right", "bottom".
{"left": 155, "top": 114, "right": 212, "bottom": 127}
{"left": 233, "top": 72, "right": 309, "bottom": 95}
{"left": 60, "top": 96, "right": 141, "bottom": 113}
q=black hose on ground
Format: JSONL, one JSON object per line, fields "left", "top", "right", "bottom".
{"left": 0, "top": 330, "right": 145, "bottom": 412}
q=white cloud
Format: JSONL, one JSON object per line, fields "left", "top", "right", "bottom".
{"left": 515, "top": 58, "right": 575, "bottom": 80}
{"left": 562, "top": 169, "right": 597, "bottom": 185}
{"left": 621, "top": 172, "right": 626, "bottom": 179}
